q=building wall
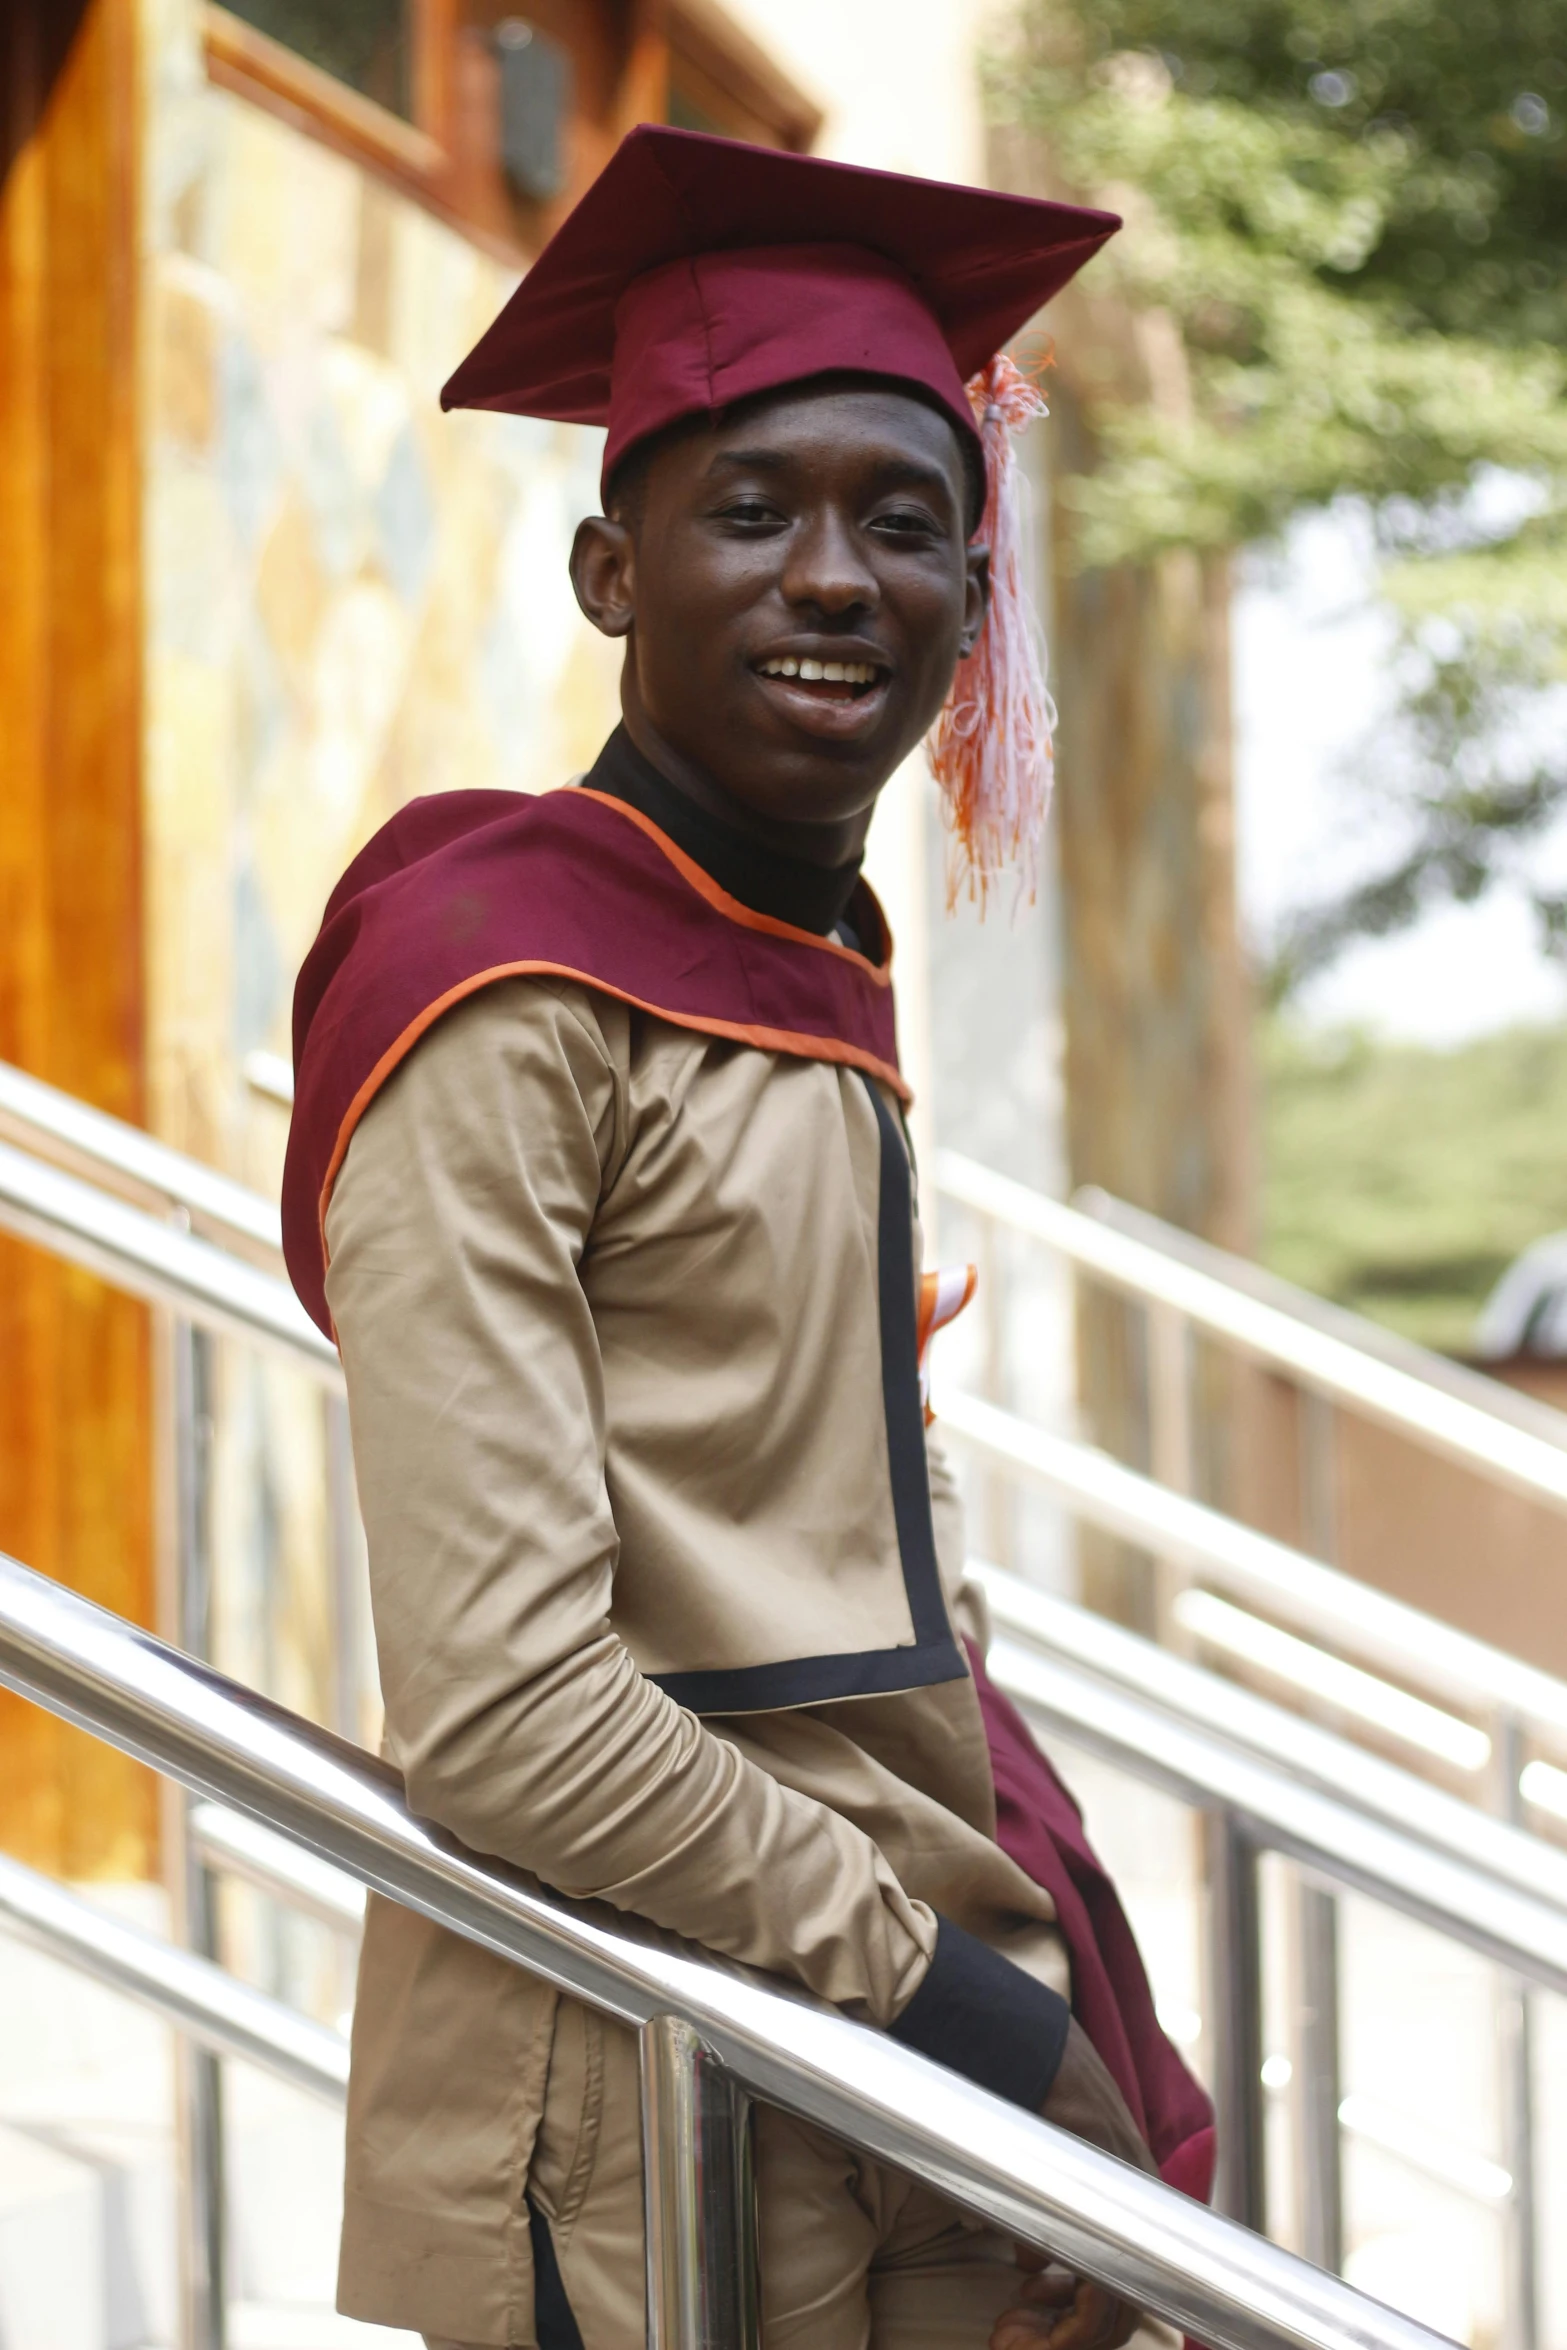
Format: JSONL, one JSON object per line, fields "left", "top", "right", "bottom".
{"left": 138, "top": 0, "right": 627, "bottom": 1744}
{"left": 143, "top": 0, "right": 621, "bottom": 1191}
{"left": 0, "top": 0, "right": 158, "bottom": 1876}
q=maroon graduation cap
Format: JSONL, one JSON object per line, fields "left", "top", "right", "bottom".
{"left": 440, "top": 123, "right": 1119, "bottom": 491}
{"left": 441, "top": 125, "right": 1121, "bottom": 905}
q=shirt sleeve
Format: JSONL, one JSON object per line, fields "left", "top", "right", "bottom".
{"left": 324, "top": 978, "right": 936, "bottom": 2028}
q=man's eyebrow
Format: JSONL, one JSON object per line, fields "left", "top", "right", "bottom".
{"left": 704, "top": 446, "right": 959, "bottom": 500}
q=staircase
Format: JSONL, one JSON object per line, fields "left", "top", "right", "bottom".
{"left": 0, "top": 1058, "right": 1564, "bottom": 2350}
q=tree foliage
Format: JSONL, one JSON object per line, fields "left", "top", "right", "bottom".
{"left": 1001, "top": 0, "right": 1567, "bottom": 984}
{"left": 1261, "top": 1016, "right": 1567, "bottom": 1349}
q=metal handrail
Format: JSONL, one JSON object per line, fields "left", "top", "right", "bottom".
{"left": 973, "top": 1565, "right": 1567, "bottom": 1916}
{"left": 0, "top": 1138, "right": 340, "bottom": 1386}
{"left": 942, "top": 1387, "right": 1567, "bottom": 1750}
{"left": 980, "top": 1633, "right": 1567, "bottom": 1999}
{"left": 935, "top": 1149, "right": 1567, "bottom": 1516}
{"left": 0, "top": 1550, "right": 1460, "bottom": 2350}
{"left": 3, "top": 1057, "right": 1557, "bottom": 1519}
{"left": 191, "top": 1799, "right": 367, "bottom": 1931}
{"left": 1082, "top": 1187, "right": 1567, "bottom": 1448}
{"left": 0, "top": 1058, "right": 283, "bottom": 1255}
{"left": 5, "top": 1096, "right": 1560, "bottom": 1755}
{"left": 5, "top": 1100, "right": 1564, "bottom": 1772}
{"left": 0, "top": 1845, "right": 347, "bottom": 2103}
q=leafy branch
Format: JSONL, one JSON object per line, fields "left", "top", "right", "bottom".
{"left": 999, "top": 0, "right": 1567, "bottom": 989}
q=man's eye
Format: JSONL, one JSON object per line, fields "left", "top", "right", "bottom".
{"left": 717, "top": 498, "right": 782, "bottom": 526}
{"left": 873, "top": 508, "right": 943, "bottom": 539}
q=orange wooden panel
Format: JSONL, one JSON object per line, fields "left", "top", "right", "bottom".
{"left": 0, "top": 0, "right": 157, "bottom": 1879}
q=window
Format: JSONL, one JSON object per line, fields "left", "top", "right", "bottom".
{"left": 204, "top": 0, "right": 820, "bottom": 263}
{"left": 222, "top": 0, "right": 416, "bottom": 121}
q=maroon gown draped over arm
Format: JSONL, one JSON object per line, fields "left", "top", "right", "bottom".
{"left": 968, "top": 1641, "right": 1216, "bottom": 2202}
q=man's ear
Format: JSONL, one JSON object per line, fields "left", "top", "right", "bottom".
{"left": 570, "top": 515, "right": 636, "bottom": 639}
{"left": 959, "top": 544, "right": 991, "bottom": 661}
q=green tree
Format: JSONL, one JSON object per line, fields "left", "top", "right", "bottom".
{"left": 1001, "top": 0, "right": 1567, "bottom": 988}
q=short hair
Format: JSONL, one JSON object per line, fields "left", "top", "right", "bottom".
{"left": 604, "top": 373, "right": 985, "bottom": 538}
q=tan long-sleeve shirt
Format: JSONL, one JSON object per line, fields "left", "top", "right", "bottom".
{"left": 327, "top": 975, "right": 1069, "bottom": 2338}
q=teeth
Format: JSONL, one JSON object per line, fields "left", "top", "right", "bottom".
{"left": 758, "top": 657, "right": 879, "bottom": 684}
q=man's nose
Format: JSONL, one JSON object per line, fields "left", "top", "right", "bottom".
{"left": 779, "top": 508, "right": 879, "bottom": 613}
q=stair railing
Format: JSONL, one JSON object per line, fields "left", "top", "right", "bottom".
{"left": 0, "top": 1548, "right": 1470, "bottom": 2350}
{"left": 1, "top": 1062, "right": 1564, "bottom": 2344}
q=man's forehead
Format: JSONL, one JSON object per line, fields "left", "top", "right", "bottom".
{"left": 679, "top": 380, "right": 969, "bottom": 485}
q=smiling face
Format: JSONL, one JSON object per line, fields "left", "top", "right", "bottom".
{"left": 569, "top": 378, "right": 989, "bottom": 866}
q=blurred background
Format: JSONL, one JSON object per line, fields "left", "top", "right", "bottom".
{"left": 3, "top": 1, "right": 1566, "bottom": 2345}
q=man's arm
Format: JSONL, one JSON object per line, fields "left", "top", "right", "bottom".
{"left": 325, "top": 977, "right": 1062, "bottom": 2087}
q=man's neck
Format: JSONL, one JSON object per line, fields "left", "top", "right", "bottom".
{"left": 584, "top": 726, "right": 871, "bottom": 941}
{"left": 620, "top": 704, "right": 875, "bottom": 872}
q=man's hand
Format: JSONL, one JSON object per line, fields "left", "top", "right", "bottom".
{"left": 989, "top": 2019, "right": 1154, "bottom": 2350}
{"left": 991, "top": 2253, "right": 1140, "bottom": 2350}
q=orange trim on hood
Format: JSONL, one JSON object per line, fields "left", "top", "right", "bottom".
{"left": 315, "top": 956, "right": 912, "bottom": 1305}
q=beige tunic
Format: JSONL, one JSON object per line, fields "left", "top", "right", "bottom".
{"left": 325, "top": 976, "right": 1065, "bottom": 2342}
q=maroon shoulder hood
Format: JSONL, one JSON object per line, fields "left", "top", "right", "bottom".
{"left": 282, "top": 784, "right": 906, "bottom": 1337}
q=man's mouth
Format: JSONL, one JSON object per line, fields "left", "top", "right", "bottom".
{"left": 755, "top": 655, "right": 886, "bottom": 702}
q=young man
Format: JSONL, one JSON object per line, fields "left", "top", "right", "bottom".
{"left": 283, "top": 128, "right": 1210, "bottom": 2350}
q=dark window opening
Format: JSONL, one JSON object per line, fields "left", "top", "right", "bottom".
{"left": 224, "top": 0, "right": 415, "bottom": 121}
{"left": 668, "top": 84, "right": 726, "bottom": 138}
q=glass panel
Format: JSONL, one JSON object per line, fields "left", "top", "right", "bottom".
{"left": 225, "top": 0, "right": 415, "bottom": 122}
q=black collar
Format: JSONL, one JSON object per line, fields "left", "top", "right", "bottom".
{"left": 583, "top": 726, "right": 866, "bottom": 940}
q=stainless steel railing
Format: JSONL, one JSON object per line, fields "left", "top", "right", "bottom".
{"left": 936, "top": 1148, "right": 1567, "bottom": 1516}
{"left": 10, "top": 1055, "right": 1563, "bottom": 1509}
{"left": 5, "top": 1066, "right": 1562, "bottom": 1773}
{"left": 944, "top": 1392, "right": 1567, "bottom": 1769}
{"left": 162, "top": 1557, "right": 1567, "bottom": 2275}
{"left": 975, "top": 1565, "right": 1567, "bottom": 1914}
{"left": 0, "top": 1135, "right": 337, "bottom": 1381}
{"left": 0, "top": 1844, "right": 349, "bottom": 2103}
{"left": 0, "top": 1058, "right": 284, "bottom": 1257}
{"left": 0, "top": 1548, "right": 1464, "bottom": 2350}
{"left": 933, "top": 1148, "right": 1567, "bottom": 2345}
{"left": 974, "top": 1558, "right": 1562, "bottom": 2302}
{"left": 0, "top": 1059, "right": 1559, "bottom": 2336}
{"left": 0, "top": 1060, "right": 346, "bottom": 2349}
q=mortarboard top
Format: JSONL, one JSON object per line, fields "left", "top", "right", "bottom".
{"left": 440, "top": 125, "right": 1120, "bottom": 493}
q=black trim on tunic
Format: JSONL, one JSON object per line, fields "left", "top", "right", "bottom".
{"left": 650, "top": 1073, "right": 966, "bottom": 1716}
{"left": 889, "top": 1916, "right": 1072, "bottom": 2111}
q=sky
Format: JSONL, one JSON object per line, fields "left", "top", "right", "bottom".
{"left": 1233, "top": 510, "right": 1567, "bottom": 1046}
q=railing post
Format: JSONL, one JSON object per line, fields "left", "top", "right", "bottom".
{"left": 1146, "top": 1301, "right": 1194, "bottom": 1647}
{"left": 1298, "top": 1390, "right": 1337, "bottom": 1563}
{"left": 168, "top": 1310, "right": 227, "bottom": 2350}
{"left": 976, "top": 1214, "right": 1013, "bottom": 1569}
{"left": 1205, "top": 1810, "right": 1267, "bottom": 2233}
{"left": 1291, "top": 1878, "right": 1343, "bottom": 2273}
{"left": 1493, "top": 1712, "right": 1539, "bottom": 2350}
{"left": 1498, "top": 1972, "right": 1539, "bottom": 2350}
{"left": 640, "top": 2014, "right": 760, "bottom": 2350}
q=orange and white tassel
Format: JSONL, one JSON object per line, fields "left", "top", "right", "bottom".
{"left": 927, "top": 353, "right": 1056, "bottom": 913}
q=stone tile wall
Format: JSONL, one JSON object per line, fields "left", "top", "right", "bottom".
{"left": 140, "top": 0, "right": 621, "bottom": 1793}
{"left": 144, "top": 0, "right": 620, "bottom": 1193}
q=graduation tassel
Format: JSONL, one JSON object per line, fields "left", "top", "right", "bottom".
{"left": 927, "top": 353, "right": 1056, "bottom": 914}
